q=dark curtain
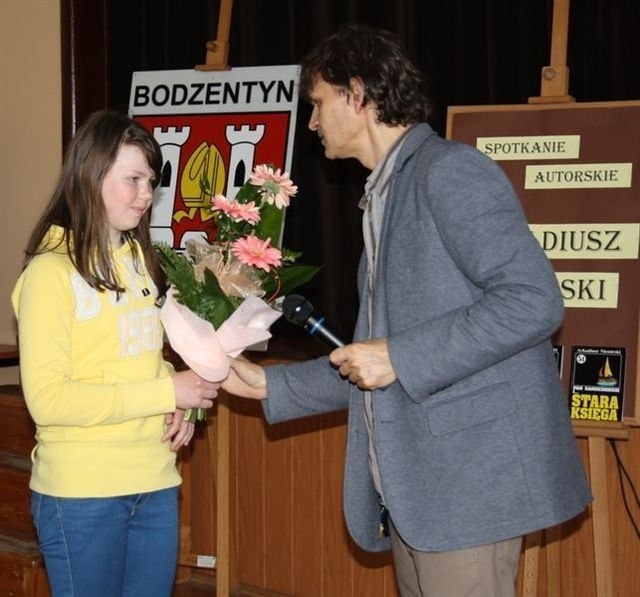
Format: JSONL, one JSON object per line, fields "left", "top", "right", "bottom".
{"left": 99, "top": 0, "right": 640, "bottom": 340}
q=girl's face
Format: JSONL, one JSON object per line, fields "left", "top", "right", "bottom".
{"left": 101, "top": 143, "right": 155, "bottom": 246}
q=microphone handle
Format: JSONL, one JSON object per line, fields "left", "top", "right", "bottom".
{"left": 304, "top": 315, "right": 345, "bottom": 348}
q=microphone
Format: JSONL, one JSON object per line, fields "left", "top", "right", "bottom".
{"left": 282, "top": 294, "right": 346, "bottom": 348}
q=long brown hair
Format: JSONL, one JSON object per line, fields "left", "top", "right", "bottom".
{"left": 24, "top": 110, "right": 167, "bottom": 296}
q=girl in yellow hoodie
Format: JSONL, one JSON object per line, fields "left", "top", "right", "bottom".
{"left": 12, "top": 110, "right": 219, "bottom": 597}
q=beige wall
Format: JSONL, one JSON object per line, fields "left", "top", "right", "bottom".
{"left": 0, "top": 0, "right": 62, "bottom": 382}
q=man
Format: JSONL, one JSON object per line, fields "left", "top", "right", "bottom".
{"left": 223, "top": 24, "right": 592, "bottom": 597}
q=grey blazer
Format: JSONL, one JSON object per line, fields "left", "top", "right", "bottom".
{"left": 264, "top": 123, "right": 592, "bottom": 552}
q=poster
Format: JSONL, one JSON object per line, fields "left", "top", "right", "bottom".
{"left": 128, "top": 65, "right": 300, "bottom": 248}
{"left": 569, "top": 346, "right": 625, "bottom": 422}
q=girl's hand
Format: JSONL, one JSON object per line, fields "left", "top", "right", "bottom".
{"left": 162, "top": 410, "right": 195, "bottom": 451}
{"left": 171, "top": 369, "right": 219, "bottom": 410}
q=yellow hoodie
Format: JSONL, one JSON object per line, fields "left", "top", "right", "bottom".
{"left": 11, "top": 226, "right": 180, "bottom": 497}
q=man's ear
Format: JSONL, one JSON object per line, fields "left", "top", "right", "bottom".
{"left": 349, "top": 77, "right": 366, "bottom": 109}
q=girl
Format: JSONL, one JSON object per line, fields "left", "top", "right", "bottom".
{"left": 12, "top": 110, "right": 218, "bottom": 596}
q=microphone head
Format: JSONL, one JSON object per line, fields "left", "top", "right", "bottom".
{"left": 282, "top": 294, "right": 314, "bottom": 326}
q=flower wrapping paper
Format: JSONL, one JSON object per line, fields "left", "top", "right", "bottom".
{"left": 161, "top": 290, "right": 282, "bottom": 382}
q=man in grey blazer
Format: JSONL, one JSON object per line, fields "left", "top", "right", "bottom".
{"left": 223, "top": 24, "right": 592, "bottom": 597}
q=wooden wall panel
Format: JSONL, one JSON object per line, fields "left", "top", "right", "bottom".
{"left": 558, "top": 513, "right": 595, "bottom": 597}
{"left": 234, "top": 400, "right": 267, "bottom": 587}
{"left": 321, "top": 414, "right": 352, "bottom": 596}
{"left": 264, "top": 421, "right": 293, "bottom": 592}
{"left": 291, "top": 418, "right": 324, "bottom": 594}
{"left": 604, "top": 431, "right": 640, "bottom": 596}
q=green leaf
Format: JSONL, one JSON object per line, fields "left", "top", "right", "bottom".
{"left": 155, "top": 242, "right": 236, "bottom": 330}
{"left": 155, "top": 243, "right": 201, "bottom": 302}
{"left": 254, "top": 203, "right": 285, "bottom": 245}
{"left": 281, "top": 247, "right": 302, "bottom": 263}
{"left": 234, "top": 181, "right": 260, "bottom": 202}
{"left": 200, "top": 268, "right": 236, "bottom": 328}
{"left": 260, "top": 264, "right": 322, "bottom": 299}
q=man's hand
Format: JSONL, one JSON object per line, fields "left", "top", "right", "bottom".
{"left": 222, "top": 355, "right": 267, "bottom": 399}
{"left": 330, "top": 338, "right": 397, "bottom": 390}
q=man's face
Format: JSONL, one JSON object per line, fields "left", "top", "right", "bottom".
{"left": 307, "top": 77, "right": 361, "bottom": 160}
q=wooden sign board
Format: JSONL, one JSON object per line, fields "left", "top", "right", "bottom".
{"left": 447, "top": 101, "right": 640, "bottom": 428}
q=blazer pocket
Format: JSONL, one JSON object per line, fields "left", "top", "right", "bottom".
{"left": 426, "top": 382, "right": 515, "bottom": 436}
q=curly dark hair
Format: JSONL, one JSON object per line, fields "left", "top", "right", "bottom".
{"left": 299, "top": 24, "right": 431, "bottom": 126}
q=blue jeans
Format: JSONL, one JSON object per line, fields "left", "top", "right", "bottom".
{"left": 31, "top": 487, "right": 180, "bottom": 597}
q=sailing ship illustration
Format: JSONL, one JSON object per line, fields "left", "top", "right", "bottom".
{"left": 596, "top": 357, "right": 618, "bottom": 387}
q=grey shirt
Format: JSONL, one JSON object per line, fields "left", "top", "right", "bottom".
{"left": 359, "top": 127, "right": 413, "bottom": 504}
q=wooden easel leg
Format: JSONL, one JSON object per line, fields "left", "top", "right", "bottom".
{"left": 196, "top": 0, "right": 234, "bottom": 70}
{"left": 214, "top": 392, "right": 238, "bottom": 596}
{"left": 588, "top": 436, "right": 614, "bottom": 597}
{"left": 177, "top": 454, "right": 193, "bottom": 583}
{"left": 520, "top": 526, "right": 562, "bottom": 597}
{"left": 520, "top": 531, "right": 541, "bottom": 597}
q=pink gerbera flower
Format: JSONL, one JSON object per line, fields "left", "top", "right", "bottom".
{"left": 231, "top": 235, "right": 282, "bottom": 272}
{"left": 211, "top": 194, "right": 261, "bottom": 224}
{"left": 249, "top": 164, "right": 298, "bottom": 209}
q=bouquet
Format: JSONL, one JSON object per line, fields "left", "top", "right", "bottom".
{"left": 156, "top": 164, "right": 320, "bottom": 421}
